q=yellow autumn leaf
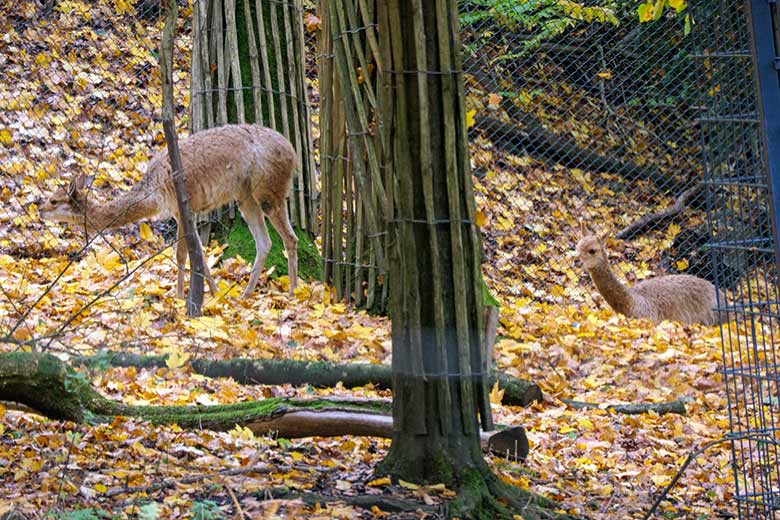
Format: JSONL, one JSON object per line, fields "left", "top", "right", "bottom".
{"left": 139, "top": 222, "right": 153, "bottom": 241}
{"left": 652, "top": 0, "right": 665, "bottom": 19}
{"left": 637, "top": 2, "right": 653, "bottom": 22}
{"left": 398, "top": 479, "right": 420, "bottom": 490}
{"left": 165, "top": 349, "right": 191, "bottom": 370}
{"left": 465, "top": 109, "right": 477, "bottom": 129}
{"left": 216, "top": 280, "right": 242, "bottom": 299}
{"left": 668, "top": 0, "right": 686, "bottom": 11}
{"left": 229, "top": 424, "right": 256, "bottom": 442}
{"left": 94, "top": 483, "right": 108, "bottom": 493}
{"left": 475, "top": 209, "right": 488, "bottom": 227}
{"left": 665, "top": 223, "right": 681, "bottom": 240}
{"left": 293, "top": 283, "right": 312, "bottom": 302}
{"left": 597, "top": 70, "right": 612, "bottom": 80}
{"left": 489, "top": 381, "right": 505, "bottom": 405}
{"left": 112, "top": 0, "right": 134, "bottom": 15}
{"left": 676, "top": 258, "right": 689, "bottom": 271}
{"left": 367, "top": 476, "right": 392, "bottom": 487}
{"left": 94, "top": 250, "right": 122, "bottom": 272}
{"left": 0, "top": 129, "right": 11, "bottom": 145}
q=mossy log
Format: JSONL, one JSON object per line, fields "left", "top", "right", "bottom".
{"left": 562, "top": 398, "right": 687, "bottom": 415}
{"left": 78, "top": 351, "right": 542, "bottom": 407}
{"left": 0, "top": 352, "right": 526, "bottom": 456}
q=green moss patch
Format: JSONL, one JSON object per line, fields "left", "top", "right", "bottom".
{"left": 221, "top": 220, "right": 322, "bottom": 281}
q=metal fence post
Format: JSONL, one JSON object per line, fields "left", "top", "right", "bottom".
{"left": 747, "top": 0, "right": 780, "bottom": 267}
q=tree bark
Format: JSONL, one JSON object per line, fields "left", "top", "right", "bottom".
{"left": 0, "top": 352, "right": 526, "bottom": 456}
{"left": 78, "top": 351, "right": 542, "bottom": 407}
{"left": 161, "top": 0, "right": 205, "bottom": 316}
{"left": 376, "top": 1, "right": 572, "bottom": 518}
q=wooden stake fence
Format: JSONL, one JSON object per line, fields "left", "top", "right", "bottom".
{"left": 189, "top": 0, "right": 316, "bottom": 236}
{"left": 319, "top": 0, "right": 387, "bottom": 311}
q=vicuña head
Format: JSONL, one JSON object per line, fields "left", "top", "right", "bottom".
{"left": 575, "top": 220, "right": 722, "bottom": 326}
{"left": 40, "top": 174, "right": 91, "bottom": 227}
{"left": 575, "top": 223, "right": 608, "bottom": 271}
{"left": 41, "top": 123, "right": 299, "bottom": 300}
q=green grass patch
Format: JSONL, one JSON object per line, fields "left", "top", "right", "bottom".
{"left": 221, "top": 220, "right": 322, "bottom": 281}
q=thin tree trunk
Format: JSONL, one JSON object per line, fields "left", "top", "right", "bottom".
{"left": 161, "top": 0, "right": 204, "bottom": 316}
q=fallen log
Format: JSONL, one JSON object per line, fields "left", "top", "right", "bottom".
{"left": 78, "top": 351, "right": 543, "bottom": 407}
{"left": 562, "top": 398, "right": 687, "bottom": 415}
{"left": 475, "top": 114, "right": 684, "bottom": 193}
{"left": 0, "top": 352, "right": 528, "bottom": 457}
{"left": 615, "top": 183, "right": 704, "bottom": 240}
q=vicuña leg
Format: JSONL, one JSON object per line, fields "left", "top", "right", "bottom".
{"left": 175, "top": 219, "right": 219, "bottom": 299}
{"left": 195, "top": 228, "right": 219, "bottom": 294}
{"left": 267, "top": 204, "right": 298, "bottom": 295}
{"left": 239, "top": 200, "right": 272, "bottom": 298}
{"left": 175, "top": 222, "right": 187, "bottom": 299}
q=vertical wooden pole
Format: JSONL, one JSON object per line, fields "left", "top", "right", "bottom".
{"left": 161, "top": 0, "right": 205, "bottom": 316}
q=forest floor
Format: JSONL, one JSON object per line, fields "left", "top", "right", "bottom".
{"left": 0, "top": 1, "right": 748, "bottom": 519}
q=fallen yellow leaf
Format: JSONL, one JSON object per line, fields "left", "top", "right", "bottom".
{"left": 139, "top": 222, "right": 153, "bottom": 241}
{"left": 465, "top": 109, "right": 477, "bottom": 129}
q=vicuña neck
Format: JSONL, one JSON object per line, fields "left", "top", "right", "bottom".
{"left": 587, "top": 261, "right": 634, "bottom": 315}
{"left": 83, "top": 189, "right": 161, "bottom": 232}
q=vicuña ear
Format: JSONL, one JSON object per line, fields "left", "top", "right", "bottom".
{"left": 67, "top": 174, "right": 87, "bottom": 197}
{"left": 578, "top": 220, "right": 589, "bottom": 237}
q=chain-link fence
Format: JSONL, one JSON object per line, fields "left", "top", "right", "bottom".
{"left": 314, "top": 0, "right": 745, "bottom": 311}
{"left": 459, "top": 1, "right": 718, "bottom": 308}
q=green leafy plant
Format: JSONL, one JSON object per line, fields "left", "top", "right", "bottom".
{"left": 190, "top": 500, "right": 225, "bottom": 520}
{"left": 460, "top": 0, "right": 618, "bottom": 55}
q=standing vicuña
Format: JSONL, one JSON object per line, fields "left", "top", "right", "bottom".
{"left": 41, "top": 124, "right": 298, "bottom": 298}
{"left": 576, "top": 223, "right": 722, "bottom": 325}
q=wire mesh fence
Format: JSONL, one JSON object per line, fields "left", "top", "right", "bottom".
{"left": 0, "top": 0, "right": 779, "bottom": 516}
{"left": 691, "top": 0, "right": 780, "bottom": 516}
{"left": 459, "top": 1, "right": 713, "bottom": 308}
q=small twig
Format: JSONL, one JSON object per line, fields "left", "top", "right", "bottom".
{"left": 104, "top": 464, "right": 273, "bottom": 498}
{"left": 258, "top": 487, "right": 439, "bottom": 513}
{"left": 223, "top": 478, "right": 245, "bottom": 520}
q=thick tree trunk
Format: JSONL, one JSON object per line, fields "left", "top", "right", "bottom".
{"left": 0, "top": 353, "right": 526, "bottom": 456}
{"left": 78, "top": 351, "right": 542, "bottom": 407}
{"left": 376, "top": 1, "right": 572, "bottom": 518}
